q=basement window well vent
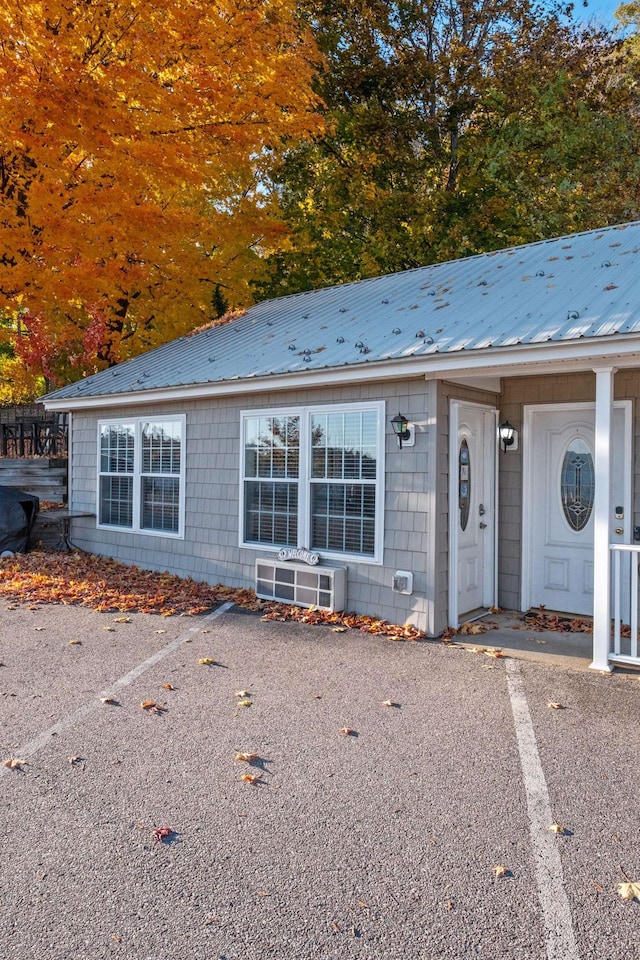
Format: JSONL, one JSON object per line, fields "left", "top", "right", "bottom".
{"left": 255, "top": 559, "right": 346, "bottom": 612}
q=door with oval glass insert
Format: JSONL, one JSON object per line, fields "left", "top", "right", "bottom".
{"left": 527, "top": 404, "right": 630, "bottom": 616}
{"left": 454, "top": 403, "right": 496, "bottom": 619}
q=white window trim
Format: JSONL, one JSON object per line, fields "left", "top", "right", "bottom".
{"left": 240, "top": 401, "right": 385, "bottom": 565}
{"left": 96, "top": 414, "right": 186, "bottom": 539}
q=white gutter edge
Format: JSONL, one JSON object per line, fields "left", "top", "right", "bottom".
{"left": 42, "top": 333, "right": 640, "bottom": 411}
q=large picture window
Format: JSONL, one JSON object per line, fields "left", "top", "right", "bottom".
{"left": 98, "top": 416, "right": 185, "bottom": 537}
{"left": 241, "top": 403, "right": 384, "bottom": 562}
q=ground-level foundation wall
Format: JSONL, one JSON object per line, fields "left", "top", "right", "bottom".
{"left": 498, "top": 369, "right": 639, "bottom": 611}
{"left": 68, "top": 378, "right": 437, "bottom": 632}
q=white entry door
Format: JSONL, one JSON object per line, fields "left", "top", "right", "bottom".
{"left": 450, "top": 402, "right": 497, "bottom": 622}
{"left": 525, "top": 403, "right": 631, "bottom": 616}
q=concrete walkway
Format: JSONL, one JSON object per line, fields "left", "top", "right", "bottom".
{"left": 458, "top": 607, "right": 640, "bottom": 674}
{"left": 454, "top": 610, "right": 596, "bottom": 670}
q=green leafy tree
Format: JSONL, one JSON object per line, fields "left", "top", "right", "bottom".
{"left": 255, "top": 0, "right": 640, "bottom": 299}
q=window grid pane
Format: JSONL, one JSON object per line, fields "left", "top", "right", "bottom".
{"left": 245, "top": 416, "right": 300, "bottom": 481}
{"left": 243, "top": 416, "right": 299, "bottom": 547}
{"left": 99, "top": 419, "right": 183, "bottom": 535}
{"left": 244, "top": 407, "right": 379, "bottom": 558}
{"left": 142, "top": 421, "right": 181, "bottom": 474}
{"left": 100, "top": 424, "right": 134, "bottom": 474}
{"left": 99, "top": 476, "right": 133, "bottom": 527}
{"left": 141, "top": 477, "right": 180, "bottom": 533}
{"left": 244, "top": 481, "right": 298, "bottom": 546}
{"left": 311, "top": 411, "right": 377, "bottom": 481}
{"left": 311, "top": 482, "right": 376, "bottom": 556}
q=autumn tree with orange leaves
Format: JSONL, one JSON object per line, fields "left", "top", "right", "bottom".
{"left": 0, "top": 0, "right": 321, "bottom": 392}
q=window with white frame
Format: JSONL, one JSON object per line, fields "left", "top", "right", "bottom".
{"left": 98, "top": 416, "right": 185, "bottom": 537}
{"left": 241, "top": 403, "right": 384, "bottom": 562}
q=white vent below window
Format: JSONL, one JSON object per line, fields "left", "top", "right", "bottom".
{"left": 255, "top": 559, "right": 346, "bottom": 612}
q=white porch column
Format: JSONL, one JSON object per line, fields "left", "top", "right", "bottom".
{"left": 590, "top": 366, "right": 616, "bottom": 671}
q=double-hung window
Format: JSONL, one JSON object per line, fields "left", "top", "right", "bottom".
{"left": 241, "top": 402, "right": 384, "bottom": 562}
{"left": 98, "top": 416, "right": 185, "bottom": 537}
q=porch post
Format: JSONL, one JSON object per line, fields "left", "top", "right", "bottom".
{"left": 590, "top": 367, "right": 616, "bottom": 672}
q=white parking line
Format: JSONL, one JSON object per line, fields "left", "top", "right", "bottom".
{"left": 0, "top": 601, "right": 234, "bottom": 779}
{"left": 505, "top": 658, "right": 580, "bottom": 960}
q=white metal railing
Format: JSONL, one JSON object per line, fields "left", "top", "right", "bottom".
{"left": 610, "top": 544, "right": 640, "bottom": 665}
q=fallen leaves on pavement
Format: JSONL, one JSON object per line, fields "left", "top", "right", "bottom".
{"left": 548, "top": 823, "right": 568, "bottom": 836}
{"left": 152, "top": 826, "right": 173, "bottom": 844}
{"left": 458, "top": 621, "right": 496, "bottom": 636}
{"left": 616, "top": 866, "right": 640, "bottom": 902}
{"left": 0, "top": 551, "right": 429, "bottom": 642}
{"left": 260, "top": 602, "right": 425, "bottom": 641}
{"left": 517, "top": 610, "right": 594, "bottom": 634}
{"left": 240, "top": 773, "right": 262, "bottom": 785}
{"left": 141, "top": 700, "right": 166, "bottom": 715}
{"left": 617, "top": 881, "right": 640, "bottom": 902}
{"left": 0, "top": 550, "right": 259, "bottom": 616}
{"left": 3, "top": 757, "right": 27, "bottom": 770}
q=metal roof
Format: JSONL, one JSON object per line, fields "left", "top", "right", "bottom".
{"left": 43, "top": 222, "right": 640, "bottom": 404}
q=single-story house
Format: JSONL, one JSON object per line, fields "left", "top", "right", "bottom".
{"left": 43, "top": 221, "right": 640, "bottom": 672}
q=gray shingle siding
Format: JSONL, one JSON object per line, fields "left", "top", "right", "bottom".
{"left": 68, "top": 378, "right": 440, "bottom": 633}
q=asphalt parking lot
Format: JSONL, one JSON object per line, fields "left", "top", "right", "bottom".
{"left": 1, "top": 601, "right": 639, "bottom": 960}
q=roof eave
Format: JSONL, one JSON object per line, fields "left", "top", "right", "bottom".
{"left": 41, "top": 334, "right": 640, "bottom": 411}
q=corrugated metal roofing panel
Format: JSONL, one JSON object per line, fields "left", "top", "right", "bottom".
{"left": 43, "top": 222, "right": 640, "bottom": 402}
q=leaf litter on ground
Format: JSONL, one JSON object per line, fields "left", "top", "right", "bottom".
{"left": 0, "top": 550, "right": 258, "bottom": 616}
{"left": 0, "top": 550, "right": 429, "bottom": 641}
{"left": 617, "top": 881, "right": 640, "bottom": 902}
{"left": 3, "top": 757, "right": 28, "bottom": 770}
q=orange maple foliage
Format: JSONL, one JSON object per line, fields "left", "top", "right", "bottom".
{"left": 0, "top": 0, "right": 321, "bottom": 388}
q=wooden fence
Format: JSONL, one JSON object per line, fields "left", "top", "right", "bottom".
{"left": 0, "top": 404, "right": 68, "bottom": 458}
{"left": 0, "top": 458, "right": 68, "bottom": 503}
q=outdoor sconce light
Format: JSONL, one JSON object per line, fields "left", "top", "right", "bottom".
{"left": 499, "top": 420, "right": 518, "bottom": 452}
{"left": 391, "top": 413, "right": 412, "bottom": 449}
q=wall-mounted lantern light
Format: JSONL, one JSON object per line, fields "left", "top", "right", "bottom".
{"left": 499, "top": 420, "right": 518, "bottom": 452}
{"left": 391, "top": 413, "right": 412, "bottom": 449}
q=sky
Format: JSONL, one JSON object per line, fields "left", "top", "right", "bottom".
{"left": 570, "top": 0, "right": 628, "bottom": 27}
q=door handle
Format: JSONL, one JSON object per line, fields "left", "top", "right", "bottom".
{"left": 479, "top": 522, "right": 487, "bottom": 529}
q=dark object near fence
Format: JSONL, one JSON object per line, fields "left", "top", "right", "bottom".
{"left": 0, "top": 413, "right": 67, "bottom": 457}
{"left": 0, "top": 485, "right": 39, "bottom": 553}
